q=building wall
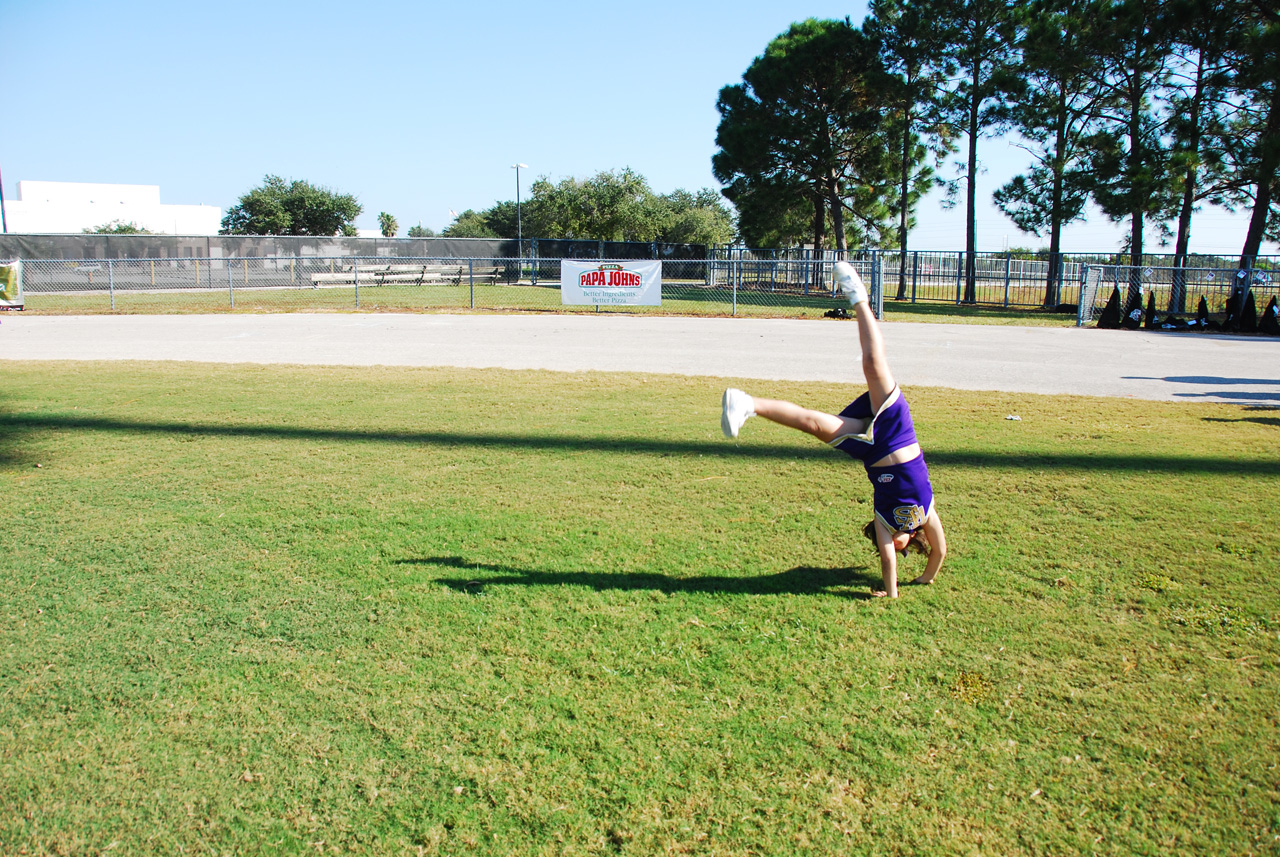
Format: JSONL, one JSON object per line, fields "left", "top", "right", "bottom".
{"left": 4, "top": 181, "right": 222, "bottom": 235}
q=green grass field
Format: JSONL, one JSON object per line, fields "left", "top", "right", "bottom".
{"left": 2, "top": 361, "right": 1277, "bottom": 855}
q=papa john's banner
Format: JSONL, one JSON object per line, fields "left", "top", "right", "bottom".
{"left": 0, "top": 259, "right": 22, "bottom": 309}
{"left": 561, "top": 260, "right": 661, "bottom": 306}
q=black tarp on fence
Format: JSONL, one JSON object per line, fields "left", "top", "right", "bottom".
{"left": 0, "top": 234, "right": 711, "bottom": 262}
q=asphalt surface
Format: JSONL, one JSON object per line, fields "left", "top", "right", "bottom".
{"left": 2, "top": 313, "right": 1279, "bottom": 405}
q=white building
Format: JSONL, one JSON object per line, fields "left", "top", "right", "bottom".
{"left": 3, "top": 181, "right": 222, "bottom": 235}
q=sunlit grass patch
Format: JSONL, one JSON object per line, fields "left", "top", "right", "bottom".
{"left": 1, "top": 360, "right": 1278, "bottom": 856}
{"left": 1135, "top": 571, "right": 1182, "bottom": 593}
{"left": 1166, "top": 603, "right": 1268, "bottom": 637}
{"left": 949, "top": 671, "right": 995, "bottom": 704}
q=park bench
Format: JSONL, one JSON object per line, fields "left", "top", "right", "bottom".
{"left": 309, "top": 263, "right": 504, "bottom": 288}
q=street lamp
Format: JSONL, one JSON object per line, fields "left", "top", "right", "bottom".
{"left": 511, "top": 163, "right": 528, "bottom": 263}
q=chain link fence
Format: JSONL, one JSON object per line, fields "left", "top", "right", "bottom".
{"left": 9, "top": 255, "right": 885, "bottom": 318}
{"left": 717, "top": 248, "right": 1278, "bottom": 313}
{"left": 6, "top": 250, "right": 1276, "bottom": 325}
{"left": 715, "top": 248, "right": 1086, "bottom": 308}
{"left": 879, "top": 251, "right": 1082, "bottom": 307}
{"left": 1077, "top": 263, "right": 1278, "bottom": 326}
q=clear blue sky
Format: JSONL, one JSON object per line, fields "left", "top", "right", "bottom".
{"left": 2, "top": 0, "right": 1273, "bottom": 255}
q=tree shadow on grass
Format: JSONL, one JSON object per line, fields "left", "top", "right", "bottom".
{"left": 0, "top": 398, "right": 29, "bottom": 468}
{"left": 1174, "top": 390, "right": 1280, "bottom": 403}
{"left": 400, "top": 556, "right": 885, "bottom": 601}
{"left": 1123, "top": 375, "right": 1280, "bottom": 405}
{"left": 0, "top": 412, "right": 1276, "bottom": 476}
{"left": 1202, "top": 415, "right": 1280, "bottom": 428}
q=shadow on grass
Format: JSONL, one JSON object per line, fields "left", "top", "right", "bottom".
{"left": 0, "top": 411, "right": 1275, "bottom": 476}
{"left": 1203, "top": 415, "right": 1280, "bottom": 428}
{"left": 1173, "top": 390, "right": 1280, "bottom": 402}
{"left": 1123, "top": 376, "right": 1280, "bottom": 405}
{"left": 403, "top": 555, "right": 884, "bottom": 600}
{"left": 0, "top": 398, "right": 28, "bottom": 468}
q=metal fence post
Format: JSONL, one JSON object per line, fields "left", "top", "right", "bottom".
{"left": 955, "top": 252, "right": 963, "bottom": 304}
{"left": 1003, "top": 252, "right": 1011, "bottom": 308}
{"left": 911, "top": 251, "right": 918, "bottom": 303}
{"left": 1057, "top": 254, "right": 1066, "bottom": 308}
{"left": 878, "top": 252, "right": 885, "bottom": 318}
{"left": 732, "top": 255, "right": 738, "bottom": 316}
{"left": 1077, "top": 264, "right": 1090, "bottom": 326}
{"left": 469, "top": 259, "right": 475, "bottom": 309}
{"left": 873, "top": 251, "right": 884, "bottom": 319}
{"left": 227, "top": 258, "right": 234, "bottom": 308}
{"left": 108, "top": 259, "right": 115, "bottom": 311}
{"left": 354, "top": 258, "right": 360, "bottom": 309}
{"left": 531, "top": 239, "right": 538, "bottom": 286}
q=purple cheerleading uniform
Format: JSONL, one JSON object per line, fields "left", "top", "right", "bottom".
{"left": 867, "top": 457, "right": 934, "bottom": 533}
{"left": 827, "top": 387, "right": 935, "bottom": 534}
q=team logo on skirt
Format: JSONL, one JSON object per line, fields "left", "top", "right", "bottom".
{"left": 893, "top": 504, "right": 927, "bottom": 530}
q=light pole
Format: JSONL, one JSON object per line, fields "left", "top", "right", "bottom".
{"left": 511, "top": 163, "right": 528, "bottom": 271}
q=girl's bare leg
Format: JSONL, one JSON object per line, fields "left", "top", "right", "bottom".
{"left": 749, "top": 396, "right": 847, "bottom": 443}
{"left": 836, "top": 261, "right": 896, "bottom": 410}
{"left": 724, "top": 264, "right": 896, "bottom": 441}
{"left": 854, "top": 301, "right": 896, "bottom": 412}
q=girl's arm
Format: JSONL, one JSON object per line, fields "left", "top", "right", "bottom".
{"left": 873, "top": 519, "right": 899, "bottom": 598}
{"left": 909, "top": 512, "right": 948, "bottom": 585}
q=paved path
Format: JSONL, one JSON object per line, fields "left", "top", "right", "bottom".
{"left": 3, "top": 313, "right": 1279, "bottom": 405}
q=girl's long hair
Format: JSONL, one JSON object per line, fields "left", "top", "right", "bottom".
{"left": 862, "top": 521, "right": 930, "bottom": 557}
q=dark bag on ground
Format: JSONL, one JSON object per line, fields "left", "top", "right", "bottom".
{"left": 1097, "top": 287, "right": 1122, "bottom": 329}
{"left": 1121, "top": 289, "right": 1144, "bottom": 329}
{"left": 1241, "top": 290, "right": 1258, "bottom": 333}
{"left": 1262, "top": 297, "right": 1280, "bottom": 336}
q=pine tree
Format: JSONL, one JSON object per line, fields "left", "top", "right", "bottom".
{"left": 991, "top": 0, "right": 1100, "bottom": 306}
{"left": 932, "top": 0, "right": 1020, "bottom": 303}
{"left": 714, "top": 18, "right": 897, "bottom": 266}
{"left": 868, "top": 0, "right": 958, "bottom": 299}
